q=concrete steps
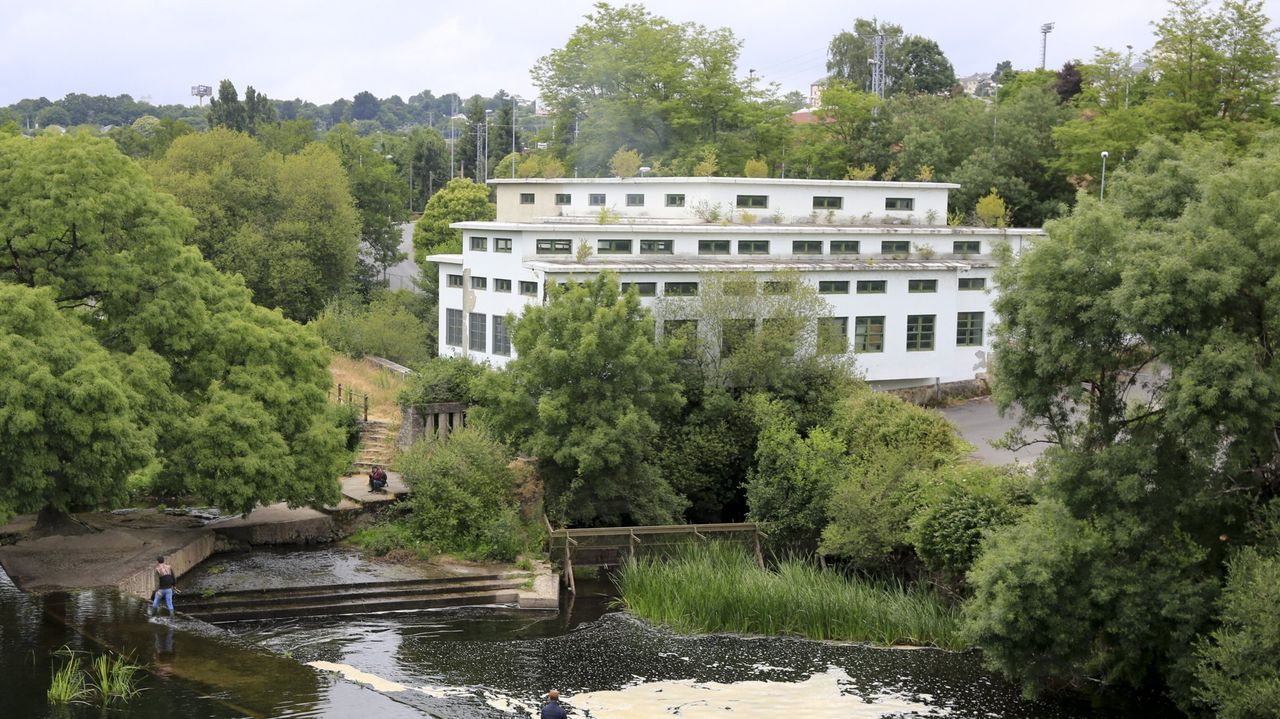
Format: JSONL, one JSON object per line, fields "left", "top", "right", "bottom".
{"left": 182, "top": 573, "right": 532, "bottom": 622}
{"left": 351, "top": 420, "right": 396, "bottom": 473}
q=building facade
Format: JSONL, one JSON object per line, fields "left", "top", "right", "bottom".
{"left": 430, "top": 177, "right": 1040, "bottom": 388}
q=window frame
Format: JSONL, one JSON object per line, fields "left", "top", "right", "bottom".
{"left": 640, "top": 239, "right": 673, "bottom": 254}
{"left": 446, "top": 274, "right": 464, "bottom": 288}
{"left": 881, "top": 240, "right": 910, "bottom": 254}
{"left": 818, "top": 280, "right": 850, "bottom": 294}
{"left": 885, "top": 197, "right": 915, "bottom": 211}
{"left": 518, "top": 280, "right": 538, "bottom": 296}
{"left": 445, "top": 308, "right": 463, "bottom": 347}
{"left": 738, "top": 240, "right": 770, "bottom": 255}
{"left": 625, "top": 193, "right": 645, "bottom": 207}
{"left": 620, "top": 282, "right": 657, "bottom": 297}
{"left": 830, "top": 240, "right": 861, "bottom": 255}
{"left": 519, "top": 192, "right": 536, "bottom": 205}
{"left": 663, "top": 281, "right": 698, "bottom": 297}
{"left": 554, "top": 193, "right": 572, "bottom": 206}
{"left": 470, "top": 236, "right": 487, "bottom": 251}
{"left": 817, "top": 316, "right": 849, "bottom": 355}
{"left": 953, "top": 240, "right": 981, "bottom": 255}
{"left": 856, "top": 280, "right": 886, "bottom": 294}
{"left": 588, "top": 193, "right": 606, "bottom": 206}
{"left": 854, "top": 316, "right": 885, "bottom": 353}
{"left": 906, "top": 314, "right": 936, "bottom": 351}
{"left": 812, "top": 196, "right": 843, "bottom": 210}
{"left": 698, "top": 240, "right": 730, "bottom": 255}
{"left": 494, "top": 278, "right": 512, "bottom": 293}
{"left": 492, "top": 315, "right": 511, "bottom": 356}
{"left": 908, "top": 279, "right": 938, "bottom": 293}
{"left": 535, "top": 239, "right": 572, "bottom": 254}
{"left": 495, "top": 238, "right": 512, "bottom": 253}
{"left": 470, "top": 276, "right": 487, "bottom": 290}
{"left": 792, "top": 240, "right": 823, "bottom": 255}
{"left": 468, "top": 312, "right": 487, "bottom": 352}
{"left": 597, "top": 239, "right": 633, "bottom": 254}
{"left": 735, "top": 194, "right": 769, "bottom": 209}
{"left": 665, "top": 193, "right": 686, "bottom": 207}
{"left": 958, "top": 276, "right": 986, "bottom": 291}
{"left": 956, "top": 311, "right": 985, "bottom": 347}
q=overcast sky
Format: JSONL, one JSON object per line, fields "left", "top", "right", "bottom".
{"left": 3, "top": 0, "right": 1276, "bottom": 107}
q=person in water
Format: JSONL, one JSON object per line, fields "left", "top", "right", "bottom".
{"left": 368, "top": 465, "right": 388, "bottom": 492}
{"left": 150, "top": 556, "right": 176, "bottom": 617}
{"left": 540, "top": 689, "right": 567, "bottom": 719}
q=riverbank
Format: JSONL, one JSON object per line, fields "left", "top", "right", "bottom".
{"left": 615, "top": 544, "right": 963, "bottom": 650}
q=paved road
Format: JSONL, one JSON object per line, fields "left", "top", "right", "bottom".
{"left": 940, "top": 398, "right": 1050, "bottom": 466}
{"left": 386, "top": 222, "right": 419, "bottom": 290}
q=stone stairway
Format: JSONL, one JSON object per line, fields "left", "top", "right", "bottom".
{"left": 352, "top": 419, "right": 396, "bottom": 472}
{"left": 180, "top": 572, "right": 534, "bottom": 622}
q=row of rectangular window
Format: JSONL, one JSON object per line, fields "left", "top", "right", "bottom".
{"left": 522, "top": 238, "right": 982, "bottom": 256}
{"left": 449, "top": 275, "right": 985, "bottom": 297}
{"left": 444, "top": 309, "right": 513, "bottom": 355}
{"left": 519, "top": 193, "right": 915, "bottom": 211}
{"left": 469, "top": 237, "right": 513, "bottom": 252}
{"left": 660, "top": 312, "right": 983, "bottom": 354}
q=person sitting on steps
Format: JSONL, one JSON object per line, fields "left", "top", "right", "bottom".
{"left": 368, "top": 465, "right": 388, "bottom": 492}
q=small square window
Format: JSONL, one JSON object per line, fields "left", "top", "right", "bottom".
{"left": 447, "top": 274, "right": 464, "bottom": 288}
{"left": 520, "top": 193, "right": 535, "bottom": 205}
{"left": 908, "top": 279, "right": 937, "bottom": 293}
{"left": 793, "top": 240, "right": 823, "bottom": 255}
{"left": 495, "top": 279, "right": 512, "bottom": 292}
{"left": 813, "top": 196, "right": 843, "bottom": 209}
{"left": 854, "top": 316, "right": 885, "bottom": 353}
{"left": 959, "top": 277, "right": 987, "bottom": 291}
{"left": 495, "top": 238, "right": 512, "bottom": 253}
{"left": 856, "top": 280, "right": 886, "bottom": 294}
{"left": 906, "top": 314, "right": 935, "bottom": 351}
{"left": 830, "top": 240, "right": 860, "bottom": 255}
{"left": 957, "top": 311, "right": 985, "bottom": 347}
{"left": 699, "top": 240, "right": 730, "bottom": 255}
{"left": 640, "top": 239, "right": 672, "bottom": 254}
{"left": 819, "top": 280, "right": 849, "bottom": 294}
{"left": 471, "top": 276, "right": 487, "bottom": 290}
{"left": 664, "top": 281, "right": 698, "bottom": 297}
{"left": 519, "top": 281, "right": 538, "bottom": 296}
{"left": 736, "top": 194, "right": 768, "bottom": 209}
{"left": 620, "top": 282, "right": 657, "bottom": 297}
{"left": 470, "top": 236, "right": 488, "bottom": 251}
{"left": 626, "top": 194, "right": 645, "bottom": 207}
{"left": 738, "top": 240, "right": 770, "bottom": 255}
{"left": 885, "top": 197, "right": 915, "bottom": 211}
{"left": 555, "top": 193, "right": 571, "bottom": 206}
{"left": 589, "top": 193, "right": 606, "bottom": 206}
{"left": 881, "top": 240, "right": 910, "bottom": 254}
{"left": 665, "top": 194, "right": 685, "bottom": 207}
{"left": 598, "top": 239, "right": 632, "bottom": 254}
{"left": 469, "top": 312, "right": 487, "bottom": 352}
{"left": 953, "top": 240, "right": 981, "bottom": 255}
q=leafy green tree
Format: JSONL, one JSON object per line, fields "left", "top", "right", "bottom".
{"left": 826, "top": 19, "right": 905, "bottom": 92}
{"left": 609, "top": 147, "right": 642, "bottom": 177}
{"left": 412, "top": 177, "right": 494, "bottom": 261}
{"left": 150, "top": 129, "right": 360, "bottom": 319}
{"left": 475, "top": 273, "right": 686, "bottom": 525}
{"left": 257, "top": 118, "right": 316, "bottom": 155}
{"left": 0, "top": 132, "right": 346, "bottom": 518}
{"left": 326, "top": 124, "right": 407, "bottom": 294}
{"left": 893, "top": 36, "right": 956, "bottom": 95}
{"left": 207, "top": 79, "right": 247, "bottom": 132}
{"left": 351, "top": 91, "right": 381, "bottom": 121}
{"left": 0, "top": 284, "right": 153, "bottom": 522}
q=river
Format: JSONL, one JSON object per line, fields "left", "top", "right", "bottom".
{"left": 1, "top": 547, "right": 1174, "bottom": 718}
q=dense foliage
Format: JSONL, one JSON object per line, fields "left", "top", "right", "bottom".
{"left": 0, "top": 133, "right": 346, "bottom": 518}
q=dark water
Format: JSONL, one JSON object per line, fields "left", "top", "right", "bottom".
{"left": 2, "top": 551, "right": 1177, "bottom": 719}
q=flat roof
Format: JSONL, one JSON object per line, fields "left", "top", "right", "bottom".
{"left": 488, "top": 176, "right": 961, "bottom": 190}
{"left": 452, "top": 220, "right": 1043, "bottom": 236}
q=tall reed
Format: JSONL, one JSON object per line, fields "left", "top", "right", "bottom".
{"left": 47, "top": 649, "right": 89, "bottom": 705}
{"left": 86, "top": 652, "right": 143, "bottom": 705}
{"left": 614, "top": 542, "right": 963, "bottom": 649}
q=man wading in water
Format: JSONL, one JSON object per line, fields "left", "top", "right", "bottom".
{"left": 150, "top": 556, "right": 176, "bottom": 617}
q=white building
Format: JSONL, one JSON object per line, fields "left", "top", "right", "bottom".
{"left": 429, "top": 177, "right": 1040, "bottom": 389}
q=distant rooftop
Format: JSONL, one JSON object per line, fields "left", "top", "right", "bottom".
{"left": 487, "top": 176, "right": 961, "bottom": 190}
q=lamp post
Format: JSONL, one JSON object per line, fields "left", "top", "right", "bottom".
{"left": 1100, "top": 151, "right": 1109, "bottom": 201}
{"left": 1124, "top": 44, "right": 1133, "bottom": 109}
{"left": 511, "top": 95, "right": 519, "bottom": 178}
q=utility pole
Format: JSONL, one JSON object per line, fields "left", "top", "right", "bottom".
{"left": 448, "top": 97, "right": 456, "bottom": 180}
{"left": 512, "top": 96, "right": 518, "bottom": 178}
{"left": 870, "top": 33, "right": 886, "bottom": 99}
{"left": 1124, "top": 44, "right": 1134, "bottom": 109}
{"left": 1040, "top": 22, "right": 1055, "bottom": 70}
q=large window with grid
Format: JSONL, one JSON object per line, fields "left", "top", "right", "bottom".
{"left": 736, "top": 194, "right": 768, "bottom": 208}
{"left": 699, "top": 240, "right": 730, "bottom": 255}
{"left": 908, "top": 279, "right": 937, "bottom": 293}
{"left": 468, "top": 313, "right": 487, "bottom": 352}
{"left": 620, "top": 282, "right": 657, "bottom": 297}
{"left": 958, "top": 277, "right": 986, "bottom": 291}
{"left": 885, "top": 197, "right": 914, "bottom": 211}
{"left": 882, "top": 240, "right": 910, "bottom": 254}
{"left": 953, "top": 240, "right": 981, "bottom": 255}
{"left": 626, "top": 194, "right": 645, "bottom": 207}
{"left": 817, "top": 317, "right": 849, "bottom": 355}
{"left": 640, "top": 239, "right": 673, "bottom": 254}
{"left": 492, "top": 315, "right": 511, "bottom": 356}
{"left": 597, "top": 239, "right": 633, "bottom": 254}
{"left": 819, "top": 280, "right": 849, "bottom": 294}
{"left": 830, "top": 240, "right": 860, "bottom": 254}
{"left": 854, "top": 316, "right": 884, "bottom": 352}
{"left": 664, "top": 282, "right": 698, "bottom": 296}
{"left": 738, "top": 240, "right": 770, "bottom": 255}
{"left": 519, "top": 281, "right": 538, "bottom": 296}
{"left": 536, "top": 239, "right": 572, "bottom": 254}
{"left": 812, "top": 196, "right": 843, "bottom": 209}
{"left": 589, "top": 193, "right": 606, "bottom": 206}
{"left": 495, "top": 238, "right": 512, "bottom": 253}
{"left": 793, "top": 240, "right": 823, "bottom": 255}
{"left": 906, "top": 314, "right": 935, "bottom": 351}
{"left": 856, "top": 280, "right": 886, "bottom": 293}
{"left": 956, "top": 311, "right": 985, "bottom": 347}
{"left": 445, "top": 309, "right": 463, "bottom": 347}
{"left": 470, "top": 236, "right": 487, "bottom": 251}
{"left": 519, "top": 193, "right": 535, "bottom": 205}
{"left": 555, "top": 193, "right": 571, "bottom": 206}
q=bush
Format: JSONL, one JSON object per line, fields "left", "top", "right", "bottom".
{"left": 331, "top": 403, "right": 363, "bottom": 452}
{"left": 397, "top": 428, "right": 537, "bottom": 561}
{"left": 310, "top": 291, "right": 432, "bottom": 366}
{"left": 398, "top": 356, "right": 487, "bottom": 410}
{"left": 349, "top": 520, "right": 427, "bottom": 557}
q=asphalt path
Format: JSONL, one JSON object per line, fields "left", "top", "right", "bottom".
{"left": 940, "top": 398, "right": 1050, "bottom": 466}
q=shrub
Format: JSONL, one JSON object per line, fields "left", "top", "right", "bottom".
{"left": 311, "top": 291, "right": 431, "bottom": 366}
{"left": 398, "top": 356, "right": 486, "bottom": 409}
{"left": 743, "top": 157, "right": 768, "bottom": 177}
{"left": 350, "top": 520, "right": 426, "bottom": 557}
{"left": 609, "top": 148, "right": 643, "bottom": 178}
{"left": 331, "top": 403, "right": 363, "bottom": 452}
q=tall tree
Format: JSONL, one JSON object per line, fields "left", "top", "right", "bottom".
{"left": 207, "top": 79, "right": 247, "bottom": 132}
{"left": 893, "top": 36, "right": 956, "bottom": 95}
{"left": 351, "top": 90, "right": 381, "bottom": 121}
{"left": 0, "top": 133, "right": 346, "bottom": 519}
{"left": 476, "top": 273, "right": 687, "bottom": 525}
{"left": 826, "top": 19, "right": 905, "bottom": 93}
{"left": 326, "top": 123, "right": 407, "bottom": 295}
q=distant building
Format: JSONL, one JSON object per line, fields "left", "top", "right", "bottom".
{"left": 430, "top": 177, "right": 1040, "bottom": 389}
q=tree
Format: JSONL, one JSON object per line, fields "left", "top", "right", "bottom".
{"left": 207, "top": 80, "right": 247, "bottom": 132}
{"left": 0, "top": 133, "right": 346, "bottom": 519}
{"left": 326, "top": 124, "right": 408, "bottom": 295}
{"left": 475, "top": 273, "right": 687, "bottom": 525}
{"left": 1053, "top": 62, "right": 1083, "bottom": 104}
{"left": 242, "top": 85, "right": 276, "bottom": 135}
{"left": 0, "top": 284, "right": 153, "bottom": 522}
{"left": 894, "top": 36, "right": 956, "bottom": 95}
{"left": 351, "top": 91, "right": 381, "bottom": 121}
{"left": 826, "top": 19, "right": 905, "bottom": 92}
{"left": 150, "top": 129, "right": 361, "bottom": 320}
{"left": 609, "top": 147, "right": 642, "bottom": 177}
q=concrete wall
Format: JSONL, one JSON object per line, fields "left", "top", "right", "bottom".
{"left": 117, "top": 530, "right": 216, "bottom": 600}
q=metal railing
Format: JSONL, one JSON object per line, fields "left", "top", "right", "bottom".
{"left": 330, "top": 383, "right": 369, "bottom": 422}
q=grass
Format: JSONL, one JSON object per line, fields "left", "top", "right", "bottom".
{"left": 47, "top": 650, "right": 89, "bottom": 705}
{"left": 86, "top": 652, "right": 143, "bottom": 705}
{"left": 348, "top": 519, "right": 432, "bottom": 559}
{"left": 614, "top": 542, "right": 964, "bottom": 650}
{"left": 329, "top": 355, "right": 406, "bottom": 423}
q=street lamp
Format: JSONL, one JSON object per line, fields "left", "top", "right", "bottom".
{"left": 1100, "top": 151, "right": 1109, "bottom": 201}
